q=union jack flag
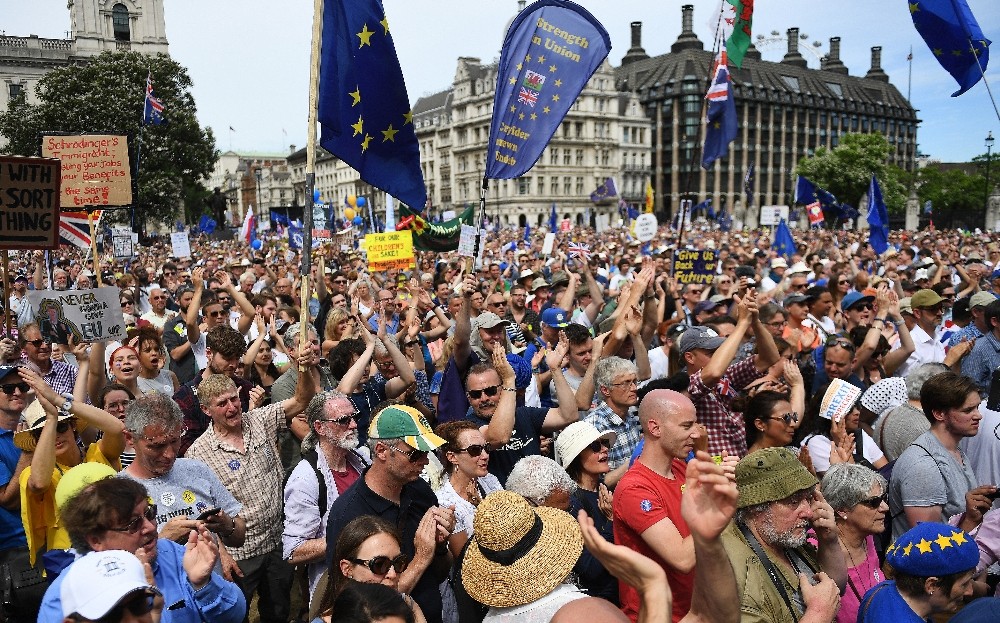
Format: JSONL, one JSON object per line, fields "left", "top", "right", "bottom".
{"left": 517, "top": 87, "right": 538, "bottom": 107}
{"left": 143, "top": 72, "right": 165, "bottom": 125}
{"left": 59, "top": 211, "right": 102, "bottom": 249}
{"left": 568, "top": 242, "right": 591, "bottom": 262}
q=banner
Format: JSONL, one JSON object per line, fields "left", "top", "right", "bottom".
{"left": 41, "top": 135, "right": 132, "bottom": 208}
{"left": 396, "top": 204, "right": 474, "bottom": 252}
{"left": 485, "top": 0, "right": 611, "bottom": 179}
{"left": 0, "top": 156, "right": 61, "bottom": 249}
{"left": 673, "top": 249, "right": 718, "bottom": 285}
{"left": 364, "top": 231, "right": 414, "bottom": 271}
{"left": 28, "top": 287, "right": 126, "bottom": 343}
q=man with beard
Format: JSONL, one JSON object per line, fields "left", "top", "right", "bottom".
{"left": 721, "top": 447, "right": 846, "bottom": 623}
{"left": 162, "top": 286, "right": 198, "bottom": 385}
{"left": 282, "top": 391, "right": 370, "bottom": 601}
{"left": 139, "top": 287, "right": 177, "bottom": 331}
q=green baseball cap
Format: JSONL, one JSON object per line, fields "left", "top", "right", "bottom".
{"left": 368, "top": 405, "right": 445, "bottom": 452}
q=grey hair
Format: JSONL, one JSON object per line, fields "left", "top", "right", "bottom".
{"left": 905, "top": 362, "right": 948, "bottom": 401}
{"left": 734, "top": 501, "right": 770, "bottom": 525}
{"left": 301, "top": 390, "right": 351, "bottom": 453}
{"left": 505, "top": 455, "right": 577, "bottom": 504}
{"left": 820, "top": 463, "right": 887, "bottom": 512}
{"left": 367, "top": 436, "right": 403, "bottom": 456}
{"left": 374, "top": 335, "right": 397, "bottom": 358}
{"left": 595, "top": 357, "right": 637, "bottom": 390}
{"left": 124, "top": 393, "right": 184, "bottom": 436}
{"left": 283, "top": 321, "right": 317, "bottom": 350}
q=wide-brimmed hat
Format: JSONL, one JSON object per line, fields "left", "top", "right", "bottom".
{"left": 886, "top": 522, "right": 978, "bottom": 577}
{"left": 462, "top": 491, "right": 582, "bottom": 608}
{"left": 14, "top": 400, "right": 73, "bottom": 452}
{"left": 368, "top": 404, "right": 444, "bottom": 452}
{"left": 61, "top": 550, "right": 160, "bottom": 620}
{"left": 735, "top": 447, "right": 818, "bottom": 509}
{"left": 517, "top": 269, "right": 536, "bottom": 282}
{"left": 553, "top": 421, "right": 616, "bottom": 468}
{"left": 530, "top": 277, "right": 550, "bottom": 292}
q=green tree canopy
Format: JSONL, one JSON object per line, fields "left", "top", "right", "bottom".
{"left": 0, "top": 51, "right": 216, "bottom": 225}
{"left": 914, "top": 164, "right": 988, "bottom": 228}
{"left": 794, "top": 133, "right": 908, "bottom": 214}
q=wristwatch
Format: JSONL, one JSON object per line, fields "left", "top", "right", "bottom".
{"left": 60, "top": 392, "right": 74, "bottom": 413}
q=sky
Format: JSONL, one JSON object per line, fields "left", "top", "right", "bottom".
{"left": 4, "top": 0, "right": 999, "bottom": 163}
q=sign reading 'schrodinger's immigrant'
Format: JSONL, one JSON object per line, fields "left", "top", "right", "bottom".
{"left": 27, "top": 287, "right": 126, "bottom": 344}
{"left": 41, "top": 134, "right": 132, "bottom": 208}
{"left": 0, "top": 156, "right": 61, "bottom": 250}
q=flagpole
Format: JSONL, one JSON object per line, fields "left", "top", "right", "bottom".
{"left": 472, "top": 176, "right": 487, "bottom": 272}
{"left": 967, "top": 39, "right": 1000, "bottom": 123}
{"left": 301, "top": 0, "right": 323, "bottom": 370}
{"left": 907, "top": 46, "right": 913, "bottom": 103}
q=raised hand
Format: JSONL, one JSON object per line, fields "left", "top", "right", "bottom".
{"left": 182, "top": 524, "right": 220, "bottom": 590}
{"left": 493, "top": 342, "right": 516, "bottom": 386}
{"left": 782, "top": 359, "right": 803, "bottom": 387}
{"left": 577, "top": 509, "right": 669, "bottom": 597}
{"left": 544, "top": 331, "right": 569, "bottom": 371}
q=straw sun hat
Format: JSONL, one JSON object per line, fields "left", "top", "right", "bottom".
{"left": 462, "top": 490, "right": 582, "bottom": 608}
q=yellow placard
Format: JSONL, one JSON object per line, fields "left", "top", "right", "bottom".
{"left": 364, "top": 232, "right": 414, "bottom": 272}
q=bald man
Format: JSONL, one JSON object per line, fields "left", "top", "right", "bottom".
{"left": 612, "top": 390, "right": 703, "bottom": 623}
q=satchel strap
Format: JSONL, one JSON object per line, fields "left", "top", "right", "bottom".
{"left": 737, "top": 521, "right": 800, "bottom": 623}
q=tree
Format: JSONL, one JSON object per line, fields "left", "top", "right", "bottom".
{"left": 794, "top": 133, "right": 908, "bottom": 214}
{"left": 914, "top": 165, "right": 987, "bottom": 229}
{"left": 0, "top": 51, "right": 217, "bottom": 226}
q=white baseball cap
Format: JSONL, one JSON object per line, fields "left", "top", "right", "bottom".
{"left": 61, "top": 550, "right": 159, "bottom": 620}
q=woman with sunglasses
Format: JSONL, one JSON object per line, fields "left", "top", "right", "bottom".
{"left": 97, "top": 383, "right": 137, "bottom": 468}
{"left": 741, "top": 389, "right": 802, "bottom": 456}
{"left": 554, "top": 420, "right": 619, "bottom": 604}
{"left": 820, "top": 464, "right": 890, "bottom": 623}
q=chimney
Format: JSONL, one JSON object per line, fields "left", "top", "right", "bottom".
{"left": 865, "top": 46, "right": 889, "bottom": 81}
{"left": 781, "top": 27, "right": 807, "bottom": 68}
{"left": 622, "top": 21, "right": 650, "bottom": 65}
{"left": 743, "top": 40, "right": 762, "bottom": 62}
{"left": 822, "top": 37, "right": 848, "bottom": 74}
{"left": 671, "top": 5, "right": 704, "bottom": 53}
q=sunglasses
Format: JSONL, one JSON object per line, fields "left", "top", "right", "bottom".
{"left": 108, "top": 504, "right": 157, "bottom": 533}
{"left": 454, "top": 444, "right": 492, "bottom": 457}
{"left": 350, "top": 554, "right": 409, "bottom": 575}
{"left": 24, "top": 338, "right": 50, "bottom": 348}
{"left": 856, "top": 493, "right": 888, "bottom": 509}
{"left": 765, "top": 412, "right": 799, "bottom": 425}
{"left": 208, "top": 310, "right": 226, "bottom": 317}
{"left": 825, "top": 337, "right": 856, "bottom": 351}
{"left": 386, "top": 444, "right": 428, "bottom": 463}
{"left": 588, "top": 438, "right": 611, "bottom": 452}
{"left": 838, "top": 280, "right": 850, "bottom": 285}
{"left": 89, "top": 591, "right": 158, "bottom": 623}
{"left": 321, "top": 413, "right": 357, "bottom": 427}
{"left": 120, "top": 300, "right": 133, "bottom": 307}
{"left": 0, "top": 382, "right": 29, "bottom": 395}
{"left": 467, "top": 385, "right": 500, "bottom": 399}
{"left": 31, "top": 418, "right": 74, "bottom": 439}
{"left": 849, "top": 303, "right": 874, "bottom": 312}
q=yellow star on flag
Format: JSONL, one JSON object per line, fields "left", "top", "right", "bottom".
{"left": 380, "top": 17, "right": 390, "bottom": 35}
{"left": 903, "top": 543, "right": 914, "bottom": 556}
{"left": 549, "top": 64, "right": 557, "bottom": 73}
{"left": 361, "top": 134, "right": 373, "bottom": 152}
{"left": 510, "top": 105, "right": 517, "bottom": 113}
{"left": 555, "top": 79, "right": 563, "bottom": 87}
{"left": 510, "top": 76, "right": 517, "bottom": 85}
{"left": 530, "top": 112, "right": 537, "bottom": 120}
{"left": 518, "top": 112, "right": 525, "bottom": 120}
{"left": 552, "top": 94, "right": 560, "bottom": 102}
{"left": 349, "top": 87, "right": 361, "bottom": 106}
{"left": 916, "top": 538, "right": 933, "bottom": 554}
{"left": 516, "top": 63, "right": 523, "bottom": 71}
{"left": 933, "top": 48, "right": 944, "bottom": 56}
{"left": 886, "top": 543, "right": 896, "bottom": 554}
{"left": 952, "top": 49, "right": 963, "bottom": 56}
{"left": 537, "top": 55, "right": 546, "bottom": 64}
{"left": 403, "top": 110, "right": 413, "bottom": 125}
{"left": 351, "top": 116, "right": 364, "bottom": 137}
{"left": 357, "top": 24, "right": 375, "bottom": 47}
{"left": 909, "top": 2, "right": 919, "bottom": 12}
{"left": 543, "top": 106, "right": 551, "bottom": 114}
{"left": 951, "top": 531, "right": 968, "bottom": 545}
{"left": 934, "top": 534, "right": 953, "bottom": 550}
{"left": 525, "top": 54, "right": 532, "bottom": 63}
{"left": 381, "top": 124, "right": 398, "bottom": 142}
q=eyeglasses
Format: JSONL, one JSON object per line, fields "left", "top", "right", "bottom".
{"left": 24, "top": 338, "right": 49, "bottom": 348}
{"left": 454, "top": 444, "right": 492, "bottom": 457}
{"left": 107, "top": 505, "right": 157, "bottom": 533}
{"left": 374, "top": 359, "right": 396, "bottom": 370}
{"left": 588, "top": 438, "right": 611, "bottom": 452}
{"left": 350, "top": 554, "right": 409, "bottom": 575}
{"left": 131, "top": 428, "right": 186, "bottom": 451}
{"left": 766, "top": 320, "right": 787, "bottom": 328}
{"left": 0, "top": 382, "right": 29, "bottom": 395}
{"left": 385, "top": 443, "right": 428, "bottom": 463}
{"left": 208, "top": 310, "right": 225, "bottom": 317}
{"left": 321, "top": 413, "right": 357, "bottom": 427}
{"left": 610, "top": 378, "right": 639, "bottom": 388}
{"left": 151, "top": 295, "right": 167, "bottom": 300}
{"left": 31, "top": 418, "right": 74, "bottom": 439}
{"left": 857, "top": 493, "right": 888, "bottom": 509}
{"left": 467, "top": 385, "right": 500, "bottom": 399}
{"left": 333, "top": 279, "right": 348, "bottom": 284}
{"left": 162, "top": 271, "right": 176, "bottom": 276}
{"left": 378, "top": 298, "right": 394, "bottom": 304}
{"left": 791, "top": 284, "right": 808, "bottom": 291}
{"left": 764, "top": 412, "right": 799, "bottom": 425}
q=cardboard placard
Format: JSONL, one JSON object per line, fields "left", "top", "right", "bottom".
{"left": 170, "top": 232, "right": 191, "bottom": 258}
{"left": 28, "top": 287, "right": 126, "bottom": 343}
{"left": 542, "top": 232, "right": 556, "bottom": 255}
{"left": 364, "top": 231, "right": 414, "bottom": 272}
{"left": 0, "top": 156, "right": 61, "bottom": 249}
{"left": 41, "top": 134, "right": 132, "bottom": 208}
{"left": 672, "top": 249, "right": 718, "bottom": 285}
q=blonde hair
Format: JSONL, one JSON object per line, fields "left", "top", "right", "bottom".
{"left": 325, "top": 308, "right": 352, "bottom": 341}
{"left": 196, "top": 374, "right": 238, "bottom": 406}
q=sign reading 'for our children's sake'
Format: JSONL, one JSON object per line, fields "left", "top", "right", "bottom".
{"left": 0, "top": 156, "right": 61, "bottom": 250}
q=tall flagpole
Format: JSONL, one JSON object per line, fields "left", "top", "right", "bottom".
{"left": 907, "top": 46, "right": 913, "bottom": 103}
{"left": 301, "top": 0, "right": 323, "bottom": 369}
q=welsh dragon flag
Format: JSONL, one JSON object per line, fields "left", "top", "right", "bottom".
{"left": 713, "top": 0, "right": 753, "bottom": 68}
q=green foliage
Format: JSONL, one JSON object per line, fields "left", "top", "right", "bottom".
{"left": 914, "top": 164, "right": 987, "bottom": 227}
{"left": 795, "top": 133, "right": 908, "bottom": 214}
{"left": 0, "top": 51, "right": 217, "bottom": 225}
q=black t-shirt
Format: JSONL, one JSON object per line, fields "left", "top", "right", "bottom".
{"left": 162, "top": 315, "right": 196, "bottom": 385}
{"left": 467, "top": 405, "right": 547, "bottom": 485}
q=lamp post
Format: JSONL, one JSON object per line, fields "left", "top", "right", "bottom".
{"left": 986, "top": 131, "right": 995, "bottom": 216}
{"left": 254, "top": 168, "right": 263, "bottom": 223}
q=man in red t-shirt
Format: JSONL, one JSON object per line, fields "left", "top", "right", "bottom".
{"left": 613, "top": 389, "right": 704, "bottom": 623}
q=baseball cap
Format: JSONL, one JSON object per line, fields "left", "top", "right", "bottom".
{"left": 541, "top": 307, "right": 571, "bottom": 328}
{"left": 679, "top": 326, "right": 726, "bottom": 354}
{"left": 474, "top": 312, "right": 510, "bottom": 331}
{"left": 61, "top": 550, "right": 160, "bottom": 620}
{"left": 783, "top": 293, "right": 814, "bottom": 307}
{"left": 841, "top": 291, "right": 874, "bottom": 311}
{"left": 969, "top": 291, "right": 996, "bottom": 309}
{"left": 898, "top": 297, "right": 913, "bottom": 316}
{"left": 910, "top": 289, "right": 944, "bottom": 309}
{"left": 693, "top": 300, "right": 719, "bottom": 315}
{"left": 0, "top": 365, "right": 19, "bottom": 383}
{"left": 368, "top": 404, "right": 445, "bottom": 452}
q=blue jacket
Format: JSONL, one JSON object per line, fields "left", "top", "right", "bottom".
{"left": 38, "top": 539, "right": 246, "bottom": 623}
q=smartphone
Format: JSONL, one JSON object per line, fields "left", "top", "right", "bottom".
{"left": 985, "top": 489, "right": 1000, "bottom": 501}
{"left": 196, "top": 507, "right": 221, "bottom": 520}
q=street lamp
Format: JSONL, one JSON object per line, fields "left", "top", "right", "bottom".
{"left": 254, "top": 168, "right": 263, "bottom": 222}
{"left": 986, "top": 131, "right": 995, "bottom": 215}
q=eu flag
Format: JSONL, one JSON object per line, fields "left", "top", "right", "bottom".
{"left": 867, "top": 174, "right": 890, "bottom": 254}
{"left": 793, "top": 176, "right": 818, "bottom": 205}
{"left": 549, "top": 203, "right": 558, "bottom": 231}
{"left": 485, "top": 0, "right": 611, "bottom": 179}
{"left": 590, "top": 177, "right": 617, "bottom": 202}
{"left": 771, "top": 219, "right": 797, "bottom": 259}
{"left": 701, "top": 48, "right": 738, "bottom": 169}
{"left": 909, "top": 0, "right": 990, "bottom": 96}
{"left": 318, "top": 0, "right": 426, "bottom": 211}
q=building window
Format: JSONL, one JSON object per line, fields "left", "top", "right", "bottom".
{"left": 563, "top": 151, "right": 571, "bottom": 165}
{"left": 575, "top": 149, "right": 584, "bottom": 166}
{"left": 112, "top": 3, "right": 130, "bottom": 41}
{"left": 550, "top": 148, "right": 558, "bottom": 165}
{"left": 563, "top": 177, "right": 572, "bottom": 195}
{"left": 518, "top": 178, "right": 529, "bottom": 195}
{"left": 537, "top": 177, "right": 545, "bottom": 194}
{"left": 7, "top": 83, "right": 23, "bottom": 102}
{"left": 576, "top": 177, "right": 584, "bottom": 194}
{"left": 551, "top": 178, "right": 559, "bottom": 195}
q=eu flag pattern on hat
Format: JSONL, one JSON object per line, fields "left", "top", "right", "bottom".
{"left": 886, "top": 522, "right": 978, "bottom": 577}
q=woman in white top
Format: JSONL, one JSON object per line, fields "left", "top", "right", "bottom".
{"left": 133, "top": 325, "right": 180, "bottom": 395}
{"left": 799, "top": 379, "right": 888, "bottom": 477}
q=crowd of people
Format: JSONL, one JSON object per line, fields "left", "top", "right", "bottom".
{"left": 2, "top": 220, "right": 1000, "bottom": 622}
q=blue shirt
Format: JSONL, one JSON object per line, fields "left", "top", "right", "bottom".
{"left": 367, "top": 313, "right": 401, "bottom": 335}
{"left": 39, "top": 539, "right": 246, "bottom": 623}
{"left": 962, "top": 331, "right": 1000, "bottom": 399}
{"left": 857, "top": 580, "right": 925, "bottom": 623}
{"left": 0, "top": 429, "right": 25, "bottom": 551}
{"left": 948, "top": 323, "right": 984, "bottom": 349}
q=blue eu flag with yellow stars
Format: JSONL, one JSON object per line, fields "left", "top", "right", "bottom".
{"left": 486, "top": 0, "right": 610, "bottom": 179}
{"left": 318, "top": 0, "right": 426, "bottom": 211}
{"left": 771, "top": 219, "right": 797, "bottom": 259}
{"left": 908, "top": 0, "right": 990, "bottom": 96}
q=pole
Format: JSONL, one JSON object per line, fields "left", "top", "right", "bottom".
{"left": 986, "top": 133, "right": 994, "bottom": 218}
{"left": 907, "top": 46, "right": 913, "bottom": 103}
{"left": 300, "top": 0, "right": 323, "bottom": 370}
{"left": 87, "top": 209, "right": 103, "bottom": 287}
{"left": 2, "top": 250, "right": 10, "bottom": 337}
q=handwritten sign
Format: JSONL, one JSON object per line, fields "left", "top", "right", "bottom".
{"left": 364, "top": 231, "right": 414, "bottom": 272}
{"left": 672, "top": 249, "right": 718, "bottom": 285}
{"left": 759, "top": 205, "right": 789, "bottom": 226}
{"left": 111, "top": 227, "right": 134, "bottom": 259}
{"left": 458, "top": 224, "right": 478, "bottom": 258}
{"left": 41, "top": 134, "right": 132, "bottom": 208}
{"left": 633, "top": 213, "right": 658, "bottom": 242}
{"left": 170, "top": 232, "right": 191, "bottom": 258}
{"left": 0, "top": 156, "right": 61, "bottom": 249}
{"left": 28, "top": 287, "right": 126, "bottom": 343}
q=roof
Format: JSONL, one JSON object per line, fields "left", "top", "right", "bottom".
{"left": 413, "top": 89, "right": 452, "bottom": 116}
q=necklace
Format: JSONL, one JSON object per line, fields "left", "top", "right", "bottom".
{"left": 840, "top": 534, "right": 881, "bottom": 599}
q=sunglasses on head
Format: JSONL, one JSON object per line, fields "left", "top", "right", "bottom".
{"left": 467, "top": 385, "right": 500, "bottom": 400}
{"left": 825, "top": 337, "right": 856, "bottom": 351}
{"left": 0, "top": 382, "right": 29, "bottom": 396}
{"left": 588, "top": 438, "right": 611, "bottom": 452}
{"left": 350, "top": 554, "right": 409, "bottom": 575}
{"left": 107, "top": 504, "right": 157, "bottom": 534}
{"left": 856, "top": 493, "right": 888, "bottom": 509}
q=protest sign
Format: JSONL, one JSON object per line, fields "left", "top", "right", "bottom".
{"left": 457, "top": 224, "right": 478, "bottom": 258}
{"left": 542, "top": 233, "right": 556, "bottom": 256}
{"left": 111, "top": 227, "right": 134, "bottom": 259}
{"left": 560, "top": 219, "right": 572, "bottom": 232}
{"left": 672, "top": 249, "right": 718, "bottom": 285}
{"left": 170, "top": 232, "right": 191, "bottom": 258}
{"left": 28, "top": 287, "right": 126, "bottom": 343}
{"left": 364, "top": 231, "right": 414, "bottom": 272}
{"left": 41, "top": 134, "right": 132, "bottom": 208}
{"left": 759, "top": 205, "right": 789, "bottom": 226}
{"left": 0, "top": 156, "right": 61, "bottom": 249}
{"left": 633, "top": 213, "right": 658, "bottom": 242}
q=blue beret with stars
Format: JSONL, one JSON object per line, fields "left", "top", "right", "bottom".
{"left": 886, "top": 522, "right": 978, "bottom": 577}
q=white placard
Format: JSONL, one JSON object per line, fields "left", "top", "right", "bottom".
{"left": 28, "top": 287, "right": 127, "bottom": 343}
{"left": 111, "top": 227, "right": 134, "bottom": 260}
{"left": 759, "top": 205, "right": 789, "bottom": 226}
{"left": 542, "top": 232, "right": 556, "bottom": 255}
{"left": 596, "top": 214, "right": 610, "bottom": 233}
{"left": 458, "top": 224, "right": 478, "bottom": 258}
{"left": 633, "top": 213, "right": 658, "bottom": 242}
{"left": 170, "top": 232, "right": 191, "bottom": 258}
